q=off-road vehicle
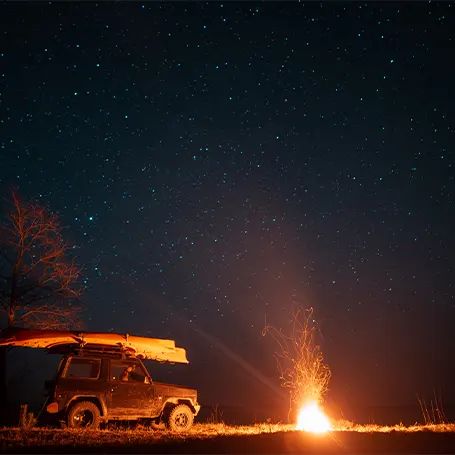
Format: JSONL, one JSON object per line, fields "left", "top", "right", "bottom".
{"left": 0, "top": 328, "right": 200, "bottom": 431}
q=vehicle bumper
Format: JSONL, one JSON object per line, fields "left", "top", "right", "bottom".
{"left": 46, "top": 402, "right": 59, "bottom": 414}
{"left": 194, "top": 404, "right": 201, "bottom": 416}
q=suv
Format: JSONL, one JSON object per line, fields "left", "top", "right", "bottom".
{"left": 45, "top": 351, "right": 200, "bottom": 431}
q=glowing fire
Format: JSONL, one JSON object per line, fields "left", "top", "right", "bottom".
{"left": 296, "top": 402, "right": 331, "bottom": 433}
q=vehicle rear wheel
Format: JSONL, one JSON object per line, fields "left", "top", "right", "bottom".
{"left": 67, "top": 401, "right": 101, "bottom": 429}
{"left": 166, "top": 404, "right": 194, "bottom": 432}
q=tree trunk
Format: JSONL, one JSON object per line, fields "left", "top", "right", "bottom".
{"left": 0, "top": 345, "right": 8, "bottom": 424}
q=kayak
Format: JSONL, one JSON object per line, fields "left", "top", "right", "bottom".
{"left": 0, "top": 327, "right": 188, "bottom": 363}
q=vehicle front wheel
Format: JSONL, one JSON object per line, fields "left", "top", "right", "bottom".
{"left": 166, "top": 404, "right": 194, "bottom": 432}
{"left": 67, "top": 401, "right": 101, "bottom": 429}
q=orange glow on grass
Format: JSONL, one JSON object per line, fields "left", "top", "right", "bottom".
{"left": 296, "top": 402, "right": 331, "bottom": 433}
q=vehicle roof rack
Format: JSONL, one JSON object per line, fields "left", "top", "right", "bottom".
{"left": 47, "top": 343, "right": 139, "bottom": 359}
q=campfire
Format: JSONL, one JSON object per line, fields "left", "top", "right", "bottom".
{"left": 296, "top": 401, "right": 331, "bottom": 433}
{"left": 263, "top": 308, "right": 332, "bottom": 434}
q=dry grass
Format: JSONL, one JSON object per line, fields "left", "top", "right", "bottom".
{"left": 0, "top": 423, "right": 294, "bottom": 451}
{"left": 331, "top": 419, "right": 455, "bottom": 433}
{"left": 0, "top": 422, "right": 294, "bottom": 445}
{"left": 1, "top": 420, "right": 455, "bottom": 451}
{"left": 189, "top": 422, "right": 295, "bottom": 435}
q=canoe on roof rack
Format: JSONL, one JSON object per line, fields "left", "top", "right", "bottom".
{"left": 0, "top": 327, "right": 189, "bottom": 364}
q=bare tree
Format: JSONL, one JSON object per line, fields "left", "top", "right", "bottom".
{"left": 0, "top": 190, "right": 83, "bottom": 417}
{"left": 0, "top": 191, "right": 82, "bottom": 329}
{"left": 263, "top": 308, "right": 331, "bottom": 415}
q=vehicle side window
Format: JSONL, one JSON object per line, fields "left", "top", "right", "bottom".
{"left": 110, "top": 362, "right": 148, "bottom": 383}
{"left": 55, "top": 357, "right": 65, "bottom": 378}
{"left": 64, "top": 357, "right": 100, "bottom": 379}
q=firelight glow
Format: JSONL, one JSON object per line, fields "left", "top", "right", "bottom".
{"left": 296, "top": 402, "right": 331, "bottom": 433}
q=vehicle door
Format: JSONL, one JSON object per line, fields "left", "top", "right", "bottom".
{"left": 107, "top": 359, "right": 160, "bottom": 418}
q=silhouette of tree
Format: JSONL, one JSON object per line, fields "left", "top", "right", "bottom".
{"left": 0, "top": 190, "right": 83, "bottom": 420}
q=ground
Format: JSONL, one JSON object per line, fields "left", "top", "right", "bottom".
{"left": 1, "top": 423, "right": 455, "bottom": 454}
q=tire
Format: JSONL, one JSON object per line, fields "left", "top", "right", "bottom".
{"left": 67, "top": 401, "right": 101, "bottom": 429}
{"left": 166, "top": 404, "right": 194, "bottom": 432}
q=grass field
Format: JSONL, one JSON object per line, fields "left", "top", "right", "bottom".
{"left": 1, "top": 422, "right": 455, "bottom": 454}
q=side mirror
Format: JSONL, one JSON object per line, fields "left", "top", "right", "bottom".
{"left": 144, "top": 377, "right": 150, "bottom": 384}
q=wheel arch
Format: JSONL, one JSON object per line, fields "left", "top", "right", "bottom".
{"left": 66, "top": 395, "right": 107, "bottom": 417}
{"left": 162, "top": 398, "right": 196, "bottom": 416}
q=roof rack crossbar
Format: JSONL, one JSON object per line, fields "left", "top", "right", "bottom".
{"left": 47, "top": 343, "right": 139, "bottom": 358}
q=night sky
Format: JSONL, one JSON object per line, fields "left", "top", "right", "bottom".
{"left": 1, "top": 2, "right": 454, "bottom": 415}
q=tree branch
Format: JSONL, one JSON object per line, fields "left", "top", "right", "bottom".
{"left": 0, "top": 190, "right": 83, "bottom": 330}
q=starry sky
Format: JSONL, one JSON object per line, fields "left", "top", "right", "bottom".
{"left": 1, "top": 2, "right": 454, "bottom": 415}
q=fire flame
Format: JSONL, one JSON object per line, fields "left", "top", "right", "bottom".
{"left": 296, "top": 401, "right": 331, "bottom": 433}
